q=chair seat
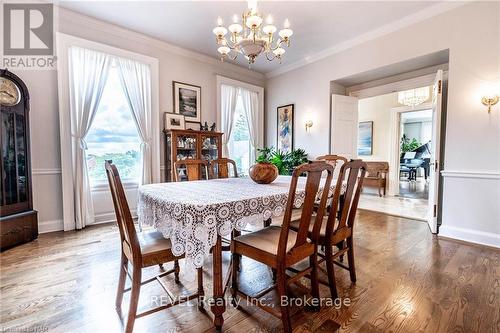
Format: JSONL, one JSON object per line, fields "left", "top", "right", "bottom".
{"left": 136, "top": 231, "right": 181, "bottom": 267}
{"left": 231, "top": 226, "right": 314, "bottom": 268}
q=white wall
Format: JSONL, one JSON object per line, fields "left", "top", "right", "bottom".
{"left": 266, "top": 2, "right": 500, "bottom": 247}
{"left": 358, "top": 92, "right": 398, "bottom": 162}
{"left": 22, "top": 7, "right": 265, "bottom": 232}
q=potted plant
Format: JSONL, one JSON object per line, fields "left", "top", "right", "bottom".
{"left": 249, "top": 147, "right": 279, "bottom": 184}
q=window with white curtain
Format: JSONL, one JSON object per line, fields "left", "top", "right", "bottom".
{"left": 228, "top": 95, "right": 252, "bottom": 175}
{"left": 86, "top": 60, "right": 141, "bottom": 184}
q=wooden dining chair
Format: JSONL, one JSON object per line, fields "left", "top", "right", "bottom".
{"left": 211, "top": 158, "right": 238, "bottom": 179}
{"left": 289, "top": 159, "right": 367, "bottom": 299}
{"left": 105, "top": 161, "right": 204, "bottom": 333}
{"left": 231, "top": 161, "right": 334, "bottom": 333}
{"left": 316, "top": 154, "right": 348, "bottom": 169}
{"left": 173, "top": 159, "right": 211, "bottom": 181}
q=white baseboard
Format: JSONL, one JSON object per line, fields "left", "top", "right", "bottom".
{"left": 38, "top": 219, "right": 64, "bottom": 233}
{"left": 439, "top": 225, "right": 500, "bottom": 248}
{"left": 93, "top": 210, "right": 137, "bottom": 225}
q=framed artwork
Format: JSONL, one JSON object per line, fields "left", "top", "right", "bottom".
{"left": 185, "top": 121, "right": 201, "bottom": 131}
{"left": 164, "top": 112, "right": 185, "bottom": 130}
{"left": 358, "top": 121, "right": 373, "bottom": 156}
{"left": 277, "top": 104, "right": 294, "bottom": 153}
{"left": 173, "top": 81, "right": 201, "bottom": 122}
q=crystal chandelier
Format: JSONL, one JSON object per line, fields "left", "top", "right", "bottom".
{"left": 398, "top": 87, "right": 430, "bottom": 107}
{"left": 212, "top": 0, "right": 293, "bottom": 66}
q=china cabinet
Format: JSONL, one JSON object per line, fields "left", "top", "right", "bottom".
{"left": 164, "top": 129, "right": 222, "bottom": 181}
{"left": 1, "top": 69, "right": 38, "bottom": 251}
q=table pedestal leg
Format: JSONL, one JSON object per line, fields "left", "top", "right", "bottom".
{"left": 211, "top": 235, "right": 226, "bottom": 332}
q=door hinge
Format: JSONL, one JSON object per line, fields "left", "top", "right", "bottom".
{"left": 438, "top": 80, "right": 442, "bottom": 94}
{"left": 433, "top": 204, "right": 437, "bottom": 218}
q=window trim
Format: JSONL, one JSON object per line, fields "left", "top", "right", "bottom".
{"left": 216, "top": 75, "right": 265, "bottom": 153}
{"left": 56, "top": 33, "right": 160, "bottom": 231}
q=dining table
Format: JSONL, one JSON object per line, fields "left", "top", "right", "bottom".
{"left": 137, "top": 175, "right": 337, "bottom": 331}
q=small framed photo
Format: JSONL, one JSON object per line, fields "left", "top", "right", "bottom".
{"left": 185, "top": 121, "right": 201, "bottom": 131}
{"left": 164, "top": 112, "right": 185, "bottom": 130}
{"left": 173, "top": 81, "right": 201, "bottom": 122}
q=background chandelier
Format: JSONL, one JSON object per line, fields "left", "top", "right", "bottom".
{"left": 212, "top": 0, "right": 293, "bottom": 66}
{"left": 398, "top": 87, "right": 430, "bottom": 107}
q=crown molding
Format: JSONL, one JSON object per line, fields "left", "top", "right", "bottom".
{"left": 56, "top": 6, "right": 266, "bottom": 81}
{"left": 266, "top": 1, "right": 469, "bottom": 79}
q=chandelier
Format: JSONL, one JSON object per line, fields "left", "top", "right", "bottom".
{"left": 212, "top": 0, "right": 293, "bottom": 66}
{"left": 398, "top": 87, "right": 430, "bottom": 107}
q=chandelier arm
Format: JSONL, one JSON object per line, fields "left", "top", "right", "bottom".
{"left": 269, "top": 39, "right": 286, "bottom": 51}
{"left": 265, "top": 52, "right": 276, "bottom": 62}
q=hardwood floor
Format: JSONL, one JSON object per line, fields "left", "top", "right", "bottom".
{"left": 1, "top": 210, "right": 498, "bottom": 333}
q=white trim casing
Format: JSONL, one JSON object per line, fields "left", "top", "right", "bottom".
{"left": 216, "top": 75, "right": 265, "bottom": 153}
{"left": 56, "top": 33, "right": 160, "bottom": 231}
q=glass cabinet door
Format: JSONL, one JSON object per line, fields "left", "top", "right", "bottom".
{"left": 201, "top": 134, "right": 220, "bottom": 179}
{"left": 174, "top": 134, "right": 198, "bottom": 181}
{"left": 1, "top": 110, "right": 28, "bottom": 211}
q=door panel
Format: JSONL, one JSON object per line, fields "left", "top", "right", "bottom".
{"left": 427, "top": 70, "right": 443, "bottom": 233}
{"left": 331, "top": 94, "right": 358, "bottom": 159}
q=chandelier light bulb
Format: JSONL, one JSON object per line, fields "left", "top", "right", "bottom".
{"left": 218, "top": 46, "right": 230, "bottom": 55}
{"left": 246, "top": 15, "right": 263, "bottom": 29}
{"left": 263, "top": 24, "right": 277, "bottom": 35}
{"left": 217, "top": 16, "right": 223, "bottom": 26}
{"left": 273, "top": 47, "right": 285, "bottom": 56}
{"left": 278, "top": 28, "right": 293, "bottom": 39}
{"left": 229, "top": 23, "right": 243, "bottom": 34}
{"left": 248, "top": 0, "right": 257, "bottom": 14}
{"left": 232, "top": 14, "right": 239, "bottom": 23}
{"left": 266, "top": 15, "right": 273, "bottom": 24}
{"left": 283, "top": 18, "right": 290, "bottom": 29}
{"left": 213, "top": 26, "right": 228, "bottom": 37}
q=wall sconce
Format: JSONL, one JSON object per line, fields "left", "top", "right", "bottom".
{"left": 481, "top": 95, "right": 499, "bottom": 113}
{"left": 305, "top": 119, "right": 313, "bottom": 132}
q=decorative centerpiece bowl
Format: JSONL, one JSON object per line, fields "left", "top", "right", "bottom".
{"left": 249, "top": 162, "right": 278, "bottom": 184}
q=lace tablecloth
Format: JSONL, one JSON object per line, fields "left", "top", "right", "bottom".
{"left": 138, "top": 176, "right": 336, "bottom": 277}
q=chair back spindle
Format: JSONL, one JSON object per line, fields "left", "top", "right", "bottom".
{"left": 211, "top": 158, "right": 238, "bottom": 179}
{"left": 174, "top": 159, "right": 211, "bottom": 181}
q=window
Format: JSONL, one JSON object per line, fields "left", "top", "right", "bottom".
{"left": 228, "top": 96, "right": 252, "bottom": 175}
{"left": 85, "top": 62, "right": 141, "bottom": 184}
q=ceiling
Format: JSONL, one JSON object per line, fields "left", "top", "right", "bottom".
{"left": 57, "top": 1, "right": 442, "bottom": 74}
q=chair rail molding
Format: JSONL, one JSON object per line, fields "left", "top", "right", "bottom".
{"left": 32, "top": 168, "right": 62, "bottom": 175}
{"left": 441, "top": 170, "right": 500, "bottom": 180}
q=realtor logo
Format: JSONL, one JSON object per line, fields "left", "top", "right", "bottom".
{"left": 3, "top": 3, "right": 54, "bottom": 56}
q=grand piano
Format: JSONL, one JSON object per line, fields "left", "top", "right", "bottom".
{"left": 400, "top": 142, "right": 431, "bottom": 181}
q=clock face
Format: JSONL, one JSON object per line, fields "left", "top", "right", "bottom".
{"left": 0, "top": 77, "right": 21, "bottom": 107}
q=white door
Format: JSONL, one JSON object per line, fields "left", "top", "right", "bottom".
{"left": 427, "top": 70, "right": 443, "bottom": 233}
{"left": 331, "top": 94, "right": 359, "bottom": 159}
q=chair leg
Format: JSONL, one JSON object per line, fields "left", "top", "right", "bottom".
{"left": 309, "top": 253, "right": 320, "bottom": 312}
{"left": 346, "top": 237, "right": 356, "bottom": 283}
{"left": 231, "top": 253, "right": 239, "bottom": 307}
{"left": 276, "top": 268, "right": 292, "bottom": 333}
{"left": 324, "top": 244, "right": 338, "bottom": 300}
{"left": 115, "top": 255, "right": 128, "bottom": 310}
{"left": 125, "top": 266, "right": 141, "bottom": 333}
{"left": 197, "top": 267, "right": 204, "bottom": 309}
{"left": 174, "top": 260, "right": 180, "bottom": 283}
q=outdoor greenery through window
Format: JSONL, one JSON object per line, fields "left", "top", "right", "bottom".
{"left": 228, "top": 95, "right": 252, "bottom": 175}
{"left": 86, "top": 62, "right": 141, "bottom": 184}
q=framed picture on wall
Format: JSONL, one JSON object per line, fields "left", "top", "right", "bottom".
{"left": 358, "top": 121, "right": 373, "bottom": 156}
{"left": 164, "top": 112, "right": 185, "bottom": 130}
{"left": 173, "top": 81, "right": 201, "bottom": 122}
{"left": 277, "top": 104, "right": 294, "bottom": 153}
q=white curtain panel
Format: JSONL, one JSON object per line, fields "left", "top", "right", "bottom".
{"left": 240, "top": 88, "right": 260, "bottom": 161}
{"left": 68, "top": 46, "right": 111, "bottom": 229}
{"left": 117, "top": 57, "right": 153, "bottom": 185}
{"left": 220, "top": 84, "right": 238, "bottom": 157}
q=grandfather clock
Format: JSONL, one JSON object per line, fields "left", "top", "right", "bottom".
{"left": 0, "top": 69, "right": 38, "bottom": 251}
